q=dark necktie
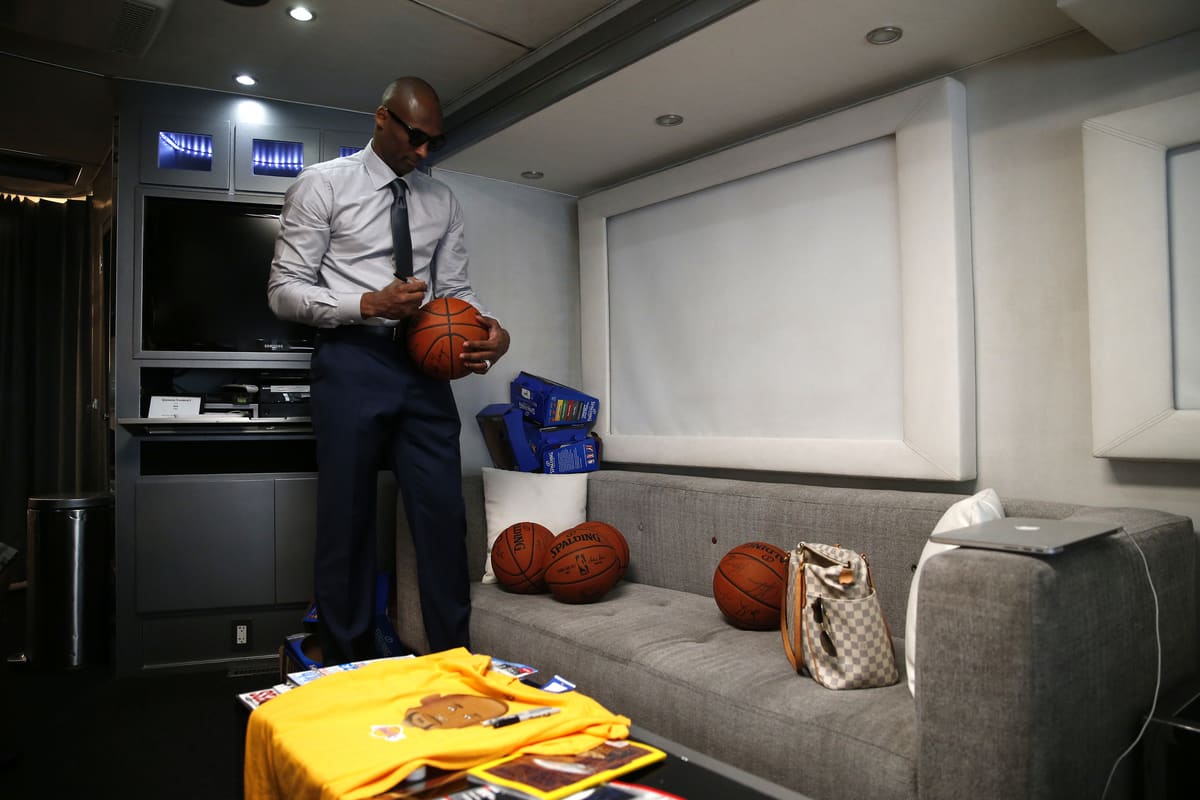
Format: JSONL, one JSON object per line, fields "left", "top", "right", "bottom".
{"left": 390, "top": 178, "right": 413, "bottom": 280}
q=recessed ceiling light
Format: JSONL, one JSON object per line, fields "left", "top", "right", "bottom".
{"left": 288, "top": 6, "right": 315, "bottom": 22}
{"left": 520, "top": 170, "right": 544, "bottom": 180}
{"left": 234, "top": 74, "right": 258, "bottom": 86}
{"left": 655, "top": 114, "right": 684, "bottom": 127}
{"left": 865, "top": 26, "right": 903, "bottom": 45}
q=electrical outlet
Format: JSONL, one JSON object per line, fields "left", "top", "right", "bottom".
{"left": 232, "top": 620, "right": 251, "bottom": 650}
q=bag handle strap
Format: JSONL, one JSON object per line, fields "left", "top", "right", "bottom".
{"left": 861, "top": 552, "right": 876, "bottom": 591}
{"left": 780, "top": 564, "right": 807, "bottom": 673}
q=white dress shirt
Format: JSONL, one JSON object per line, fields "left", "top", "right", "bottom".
{"left": 267, "top": 141, "right": 487, "bottom": 328}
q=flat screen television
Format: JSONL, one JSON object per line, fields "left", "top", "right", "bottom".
{"left": 140, "top": 194, "right": 314, "bottom": 353}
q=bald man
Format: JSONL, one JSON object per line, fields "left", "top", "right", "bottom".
{"left": 269, "top": 77, "right": 510, "bottom": 665}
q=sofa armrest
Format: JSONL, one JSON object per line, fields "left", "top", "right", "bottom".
{"left": 914, "top": 511, "right": 1197, "bottom": 800}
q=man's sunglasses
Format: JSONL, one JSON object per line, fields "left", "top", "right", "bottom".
{"left": 383, "top": 107, "right": 446, "bottom": 152}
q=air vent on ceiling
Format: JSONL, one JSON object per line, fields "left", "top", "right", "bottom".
{"left": 109, "top": 0, "right": 172, "bottom": 56}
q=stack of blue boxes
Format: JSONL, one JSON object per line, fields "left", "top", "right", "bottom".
{"left": 476, "top": 372, "right": 601, "bottom": 474}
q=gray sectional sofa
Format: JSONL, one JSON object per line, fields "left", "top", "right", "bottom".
{"left": 393, "top": 470, "right": 1198, "bottom": 800}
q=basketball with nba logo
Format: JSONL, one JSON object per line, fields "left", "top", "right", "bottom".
{"left": 565, "top": 521, "right": 629, "bottom": 579}
{"left": 545, "top": 527, "right": 622, "bottom": 604}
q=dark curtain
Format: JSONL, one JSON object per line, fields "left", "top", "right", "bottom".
{"left": 0, "top": 195, "right": 103, "bottom": 572}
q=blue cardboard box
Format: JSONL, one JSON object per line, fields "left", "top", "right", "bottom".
{"left": 477, "top": 402, "right": 600, "bottom": 474}
{"left": 530, "top": 421, "right": 598, "bottom": 473}
{"left": 543, "top": 437, "right": 600, "bottom": 474}
{"left": 511, "top": 372, "right": 599, "bottom": 428}
{"left": 477, "top": 403, "right": 541, "bottom": 472}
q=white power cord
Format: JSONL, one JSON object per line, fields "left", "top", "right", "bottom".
{"left": 1100, "top": 529, "right": 1161, "bottom": 800}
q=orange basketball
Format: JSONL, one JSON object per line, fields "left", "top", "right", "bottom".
{"left": 490, "top": 522, "right": 555, "bottom": 593}
{"left": 712, "top": 541, "right": 790, "bottom": 630}
{"left": 545, "top": 527, "right": 622, "bottom": 604}
{"left": 406, "top": 297, "right": 488, "bottom": 380}
{"left": 569, "top": 521, "right": 629, "bottom": 579}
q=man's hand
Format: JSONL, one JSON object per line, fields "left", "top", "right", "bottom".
{"left": 462, "top": 315, "right": 511, "bottom": 374}
{"left": 360, "top": 278, "right": 428, "bottom": 320}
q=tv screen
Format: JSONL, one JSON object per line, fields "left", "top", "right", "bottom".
{"left": 141, "top": 195, "right": 314, "bottom": 353}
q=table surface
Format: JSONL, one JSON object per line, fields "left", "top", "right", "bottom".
{"left": 368, "top": 725, "right": 812, "bottom": 799}
{"left": 1142, "top": 678, "right": 1200, "bottom": 800}
{"left": 365, "top": 724, "right": 812, "bottom": 799}
{"left": 237, "top": 666, "right": 813, "bottom": 799}
{"left": 1150, "top": 683, "right": 1200, "bottom": 734}
{"left": 625, "top": 725, "right": 812, "bottom": 800}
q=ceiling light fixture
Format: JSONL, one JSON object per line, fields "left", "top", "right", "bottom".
{"left": 520, "top": 170, "right": 544, "bottom": 180}
{"left": 234, "top": 74, "right": 258, "bottom": 87}
{"left": 865, "top": 26, "right": 903, "bottom": 45}
{"left": 288, "top": 6, "right": 315, "bottom": 22}
{"left": 655, "top": 114, "right": 684, "bottom": 127}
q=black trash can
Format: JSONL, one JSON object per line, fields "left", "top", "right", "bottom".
{"left": 25, "top": 493, "right": 113, "bottom": 669}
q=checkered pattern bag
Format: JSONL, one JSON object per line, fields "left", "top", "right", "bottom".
{"left": 780, "top": 542, "right": 899, "bottom": 690}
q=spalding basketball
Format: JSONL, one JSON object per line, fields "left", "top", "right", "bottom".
{"left": 490, "top": 522, "right": 555, "bottom": 594}
{"left": 545, "top": 527, "right": 622, "bottom": 604}
{"left": 406, "top": 297, "right": 488, "bottom": 380}
{"left": 569, "top": 521, "right": 629, "bottom": 579}
{"left": 712, "top": 541, "right": 790, "bottom": 630}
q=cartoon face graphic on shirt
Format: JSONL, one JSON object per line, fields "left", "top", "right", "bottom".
{"left": 402, "top": 693, "right": 509, "bottom": 730}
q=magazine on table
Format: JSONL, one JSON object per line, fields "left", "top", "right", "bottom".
{"left": 596, "top": 782, "right": 685, "bottom": 800}
{"left": 433, "top": 782, "right": 683, "bottom": 800}
{"left": 490, "top": 658, "right": 538, "bottom": 679}
{"left": 465, "top": 740, "right": 666, "bottom": 800}
{"left": 237, "top": 683, "right": 294, "bottom": 710}
{"left": 287, "top": 653, "right": 415, "bottom": 686}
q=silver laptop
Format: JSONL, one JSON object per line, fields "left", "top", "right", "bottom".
{"left": 928, "top": 517, "right": 1121, "bottom": 555}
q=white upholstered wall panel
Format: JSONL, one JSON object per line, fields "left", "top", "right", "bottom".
{"left": 605, "top": 136, "right": 902, "bottom": 440}
{"left": 580, "top": 77, "right": 975, "bottom": 479}
{"left": 1169, "top": 144, "right": 1200, "bottom": 410}
{"left": 1082, "top": 90, "right": 1200, "bottom": 459}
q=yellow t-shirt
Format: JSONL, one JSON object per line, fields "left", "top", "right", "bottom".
{"left": 243, "top": 648, "right": 630, "bottom": 800}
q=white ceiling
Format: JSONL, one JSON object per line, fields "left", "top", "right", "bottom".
{"left": 0, "top": 0, "right": 640, "bottom": 195}
{"left": 1, "top": 0, "right": 1197, "bottom": 198}
{"left": 438, "top": 0, "right": 1084, "bottom": 195}
{"left": 0, "top": 0, "right": 635, "bottom": 111}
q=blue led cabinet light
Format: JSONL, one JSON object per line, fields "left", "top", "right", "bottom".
{"left": 252, "top": 138, "right": 304, "bottom": 177}
{"left": 339, "top": 145, "right": 363, "bottom": 157}
{"left": 157, "top": 131, "right": 214, "bottom": 171}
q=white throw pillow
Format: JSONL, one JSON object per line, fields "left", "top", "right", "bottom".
{"left": 905, "top": 488, "right": 1005, "bottom": 697}
{"left": 481, "top": 468, "right": 589, "bottom": 584}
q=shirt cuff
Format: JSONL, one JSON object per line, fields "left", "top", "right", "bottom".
{"left": 336, "top": 293, "right": 366, "bottom": 325}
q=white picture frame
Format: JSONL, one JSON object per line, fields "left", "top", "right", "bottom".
{"left": 578, "top": 77, "right": 976, "bottom": 480}
{"left": 1082, "top": 91, "right": 1200, "bottom": 460}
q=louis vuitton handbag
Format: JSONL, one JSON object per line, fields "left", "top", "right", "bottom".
{"left": 780, "top": 541, "right": 899, "bottom": 690}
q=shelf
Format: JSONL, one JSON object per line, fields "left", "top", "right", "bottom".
{"left": 119, "top": 416, "right": 312, "bottom": 437}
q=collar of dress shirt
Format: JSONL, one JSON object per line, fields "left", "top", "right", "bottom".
{"left": 363, "top": 139, "right": 412, "bottom": 195}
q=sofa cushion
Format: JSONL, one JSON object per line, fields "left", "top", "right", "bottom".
{"left": 481, "top": 468, "right": 588, "bottom": 583}
{"left": 584, "top": 471, "right": 966, "bottom": 643}
{"left": 904, "top": 488, "right": 1005, "bottom": 696}
{"left": 471, "top": 582, "right": 918, "bottom": 800}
